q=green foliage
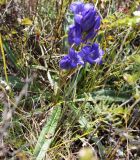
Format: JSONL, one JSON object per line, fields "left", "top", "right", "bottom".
{"left": 0, "top": 0, "right": 140, "bottom": 159}
{"left": 33, "top": 105, "right": 61, "bottom": 159}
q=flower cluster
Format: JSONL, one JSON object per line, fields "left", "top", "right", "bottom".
{"left": 60, "top": 2, "right": 104, "bottom": 70}
{"left": 68, "top": 2, "right": 101, "bottom": 45}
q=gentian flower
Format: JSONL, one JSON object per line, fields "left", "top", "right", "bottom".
{"left": 83, "top": 16, "right": 101, "bottom": 41}
{"left": 59, "top": 2, "right": 104, "bottom": 70}
{"left": 69, "top": 2, "right": 101, "bottom": 45}
{"left": 79, "top": 43, "right": 104, "bottom": 65}
{"left": 74, "top": 4, "right": 96, "bottom": 32}
{"left": 70, "top": 2, "right": 84, "bottom": 14}
{"left": 68, "top": 24, "right": 82, "bottom": 45}
{"left": 60, "top": 48, "right": 84, "bottom": 69}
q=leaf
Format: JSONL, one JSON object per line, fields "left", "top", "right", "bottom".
{"left": 32, "top": 65, "right": 47, "bottom": 71}
{"left": 131, "top": 55, "right": 140, "bottom": 65}
{"left": 3, "top": 42, "right": 18, "bottom": 68}
{"left": 21, "top": 18, "right": 33, "bottom": 25}
{"left": 69, "top": 103, "right": 92, "bottom": 131}
{"left": 33, "top": 105, "right": 61, "bottom": 159}
{"left": 123, "top": 73, "right": 138, "bottom": 85}
{"left": 75, "top": 89, "right": 129, "bottom": 104}
{"left": 0, "top": 34, "right": 8, "bottom": 83}
{"left": 110, "top": 106, "right": 130, "bottom": 115}
{"left": 8, "top": 76, "right": 24, "bottom": 90}
{"left": 3, "top": 41, "right": 25, "bottom": 75}
{"left": 91, "top": 89, "right": 129, "bottom": 103}
{"left": 36, "top": 139, "right": 53, "bottom": 160}
{"left": 92, "top": 137, "right": 105, "bottom": 160}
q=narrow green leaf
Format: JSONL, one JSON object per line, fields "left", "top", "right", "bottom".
{"left": 36, "top": 139, "right": 52, "bottom": 160}
{"left": 91, "top": 89, "right": 129, "bottom": 102}
{"left": 3, "top": 41, "right": 25, "bottom": 75}
{"left": 33, "top": 105, "right": 61, "bottom": 159}
{"left": 3, "top": 42, "right": 18, "bottom": 68}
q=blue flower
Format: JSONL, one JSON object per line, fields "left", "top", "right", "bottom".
{"left": 79, "top": 43, "right": 104, "bottom": 65}
{"left": 60, "top": 48, "right": 84, "bottom": 69}
{"left": 68, "top": 2, "right": 101, "bottom": 45}
{"left": 74, "top": 4, "right": 96, "bottom": 32}
{"left": 83, "top": 16, "right": 101, "bottom": 41}
{"left": 70, "top": 2, "right": 84, "bottom": 14}
{"left": 68, "top": 24, "right": 82, "bottom": 45}
{"left": 59, "top": 2, "right": 104, "bottom": 70}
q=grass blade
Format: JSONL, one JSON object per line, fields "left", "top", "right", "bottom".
{"left": 33, "top": 105, "right": 61, "bottom": 159}
{"left": 0, "top": 33, "right": 8, "bottom": 83}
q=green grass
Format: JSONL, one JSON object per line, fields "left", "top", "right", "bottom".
{"left": 0, "top": 0, "right": 140, "bottom": 159}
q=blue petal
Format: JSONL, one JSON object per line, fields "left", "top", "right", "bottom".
{"left": 69, "top": 48, "right": 84, "bottom": 65}
{"left": 68, "top": 25, "right": 75, "bottom": 45}
{"left": 83, "top": 16, "right": 100, "bottom": 41}
{"left": 86, "top": 57, "right": 95, "bottom": 64}
{"left": 79, "top": 45, "right": 91, "bottom": 63}
{"left": 94, "top": 16, "right": 101, "bottom": 30}
{"left": 74, "top": 14, "right": 83, "bottom": 24}
{"left": 74, "top": 38, "right": 82, "bottom": 45}
{"left": 70, "top": 62, "right": 77, "bottom": 68}
{"left": 70, "top": 2, "right": 84, "bottom": 14}
{"left": 79, "top": 43, "right": 104, "bottom": 65}
{"left": 82, "top": 10, "right": 96, "bottom": 31}
{"left": 82, "top": 45, "right": 92, "bottom": 54}
{"left": 60, "top": 48, "right": 85, "bottom": 70}
{"left": 99, "top": 48, "right": 104, "bottom": 56}
{"left": 84, "top": 3, "right": 94, "bottom": 11}
{"left": 68, "top": 24, "right": 82, "bottom": 45}
{"left": 83, "top": 29, "right": 97, "bottom": 41}
{"left": 69, "top": 48, "right": 76, "bottom": 58}
{"left": 89, "top": 43, "right": 104, "bottom": 64}
{"left": 60, "top": 55, "right": 71, "bottom": 69}
{"left": 92, "top": 43, "right": 99, "bottom": 50}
